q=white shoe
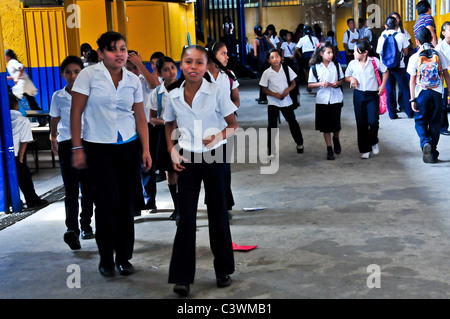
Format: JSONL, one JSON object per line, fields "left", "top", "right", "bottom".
{"left": 372, "top": 144, "right": 379, "bottom": 155}
{"left": 361, "top": 152, "right": 370, "bottom": 159}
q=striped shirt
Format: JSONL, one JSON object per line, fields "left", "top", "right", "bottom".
{"left": 413, "top": 14, "right": 436, "bottom": 37}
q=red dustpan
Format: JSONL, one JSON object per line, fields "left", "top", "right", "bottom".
{"left": 232, "top": 242, "right": 258, "bottom": 251}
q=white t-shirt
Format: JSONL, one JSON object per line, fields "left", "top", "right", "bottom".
{"left": 7, "top": 59, "right": 38, "bottom": 99}
{"left": 376, "top": 30, "right": 410, "bottom": 68}
{"left": 308, "top": 61, "right": 344, "bottom": 105}
{"left": 435, "top": 39, "right": 450, "bottom": 67}
{"left": 10, "top": 110, "right": 33, "bottom": 157}
{"left": 148, "top": 83, "right": 170, "bottom": 120}
{"left": 343, "top": 29, "right": 360, "bottom": 50}
{"left": 296, "top": 35, "right": 319, "bottom": 53}
{"left": 269, "top": 35, "right": 280, "bottom": 48}
{"left": 407, "top": 46, "right": 448, "bottom": 96}
{"left": 49, "top": 87, "right": 78, "bottom": 142}
{"left": 72, "top": 61, "right": 144, "bottom": 144}
{"left": 259, "top": 65, "right": 297, "bottom": 107}
{"left": 281, "top": 42, "right": 297, "bottom": 57}
{"left": 208, "top": 70, "right": 239, "bottom": 95}
{"left": 344, "top": 56, "right": 387, "bottom": 91}
{"left": 163, "top": 78, "right": 237, "bottom": 153}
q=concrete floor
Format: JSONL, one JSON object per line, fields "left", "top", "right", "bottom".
{"left": 2, "top": 79, "right": 450, "bottom": 299}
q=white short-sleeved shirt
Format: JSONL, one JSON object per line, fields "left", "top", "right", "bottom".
{"left": 10, "top": 110, "right": 33, "bottom": 157}
{"left": 281, "top": 42, "right": 297, "bottom": 57}
{"left": 343, "top": 29, "right": 360, "bottom": 50}
{"left": 269, "top": 35, "right": 280, "bottom": 48}
{"left": 344, "top": 57, "right": 387, "bottom": 91}
{"left": 435, "top": 40, "right": 450, "bottom": 67}
{"left": 49, "top": 87, "right": 80, "bottom": 142}
{"left": 407, "top": 47, "right": 448, "bottom": 96}
{"left": 259, "top": 65, "right": 297, "bottom": 107}
{"left": 7, "top": 59, "right": 38, "bottom": 98}
{"left": 163, "top": 78, "right": 237, "bottom": 153}
{"left": 308, "top": 62, "right": 344, "bottom": 105}
{"left": 296, "top": 35, "right": 319, "bottom": 53}
{"left": 72, "top": 61, "right": 143, "bottom": 144}
{"left": 148, "top": 83, "right": 170, "bottom": 120}
{"left": 139, "top": 74, "right": 153, "bottom": 123}
{"left": 208, "top": 70, "right": 239, "bottom": 95}
{"left": 376, "top": 30, "right": 410, "bottom": 68}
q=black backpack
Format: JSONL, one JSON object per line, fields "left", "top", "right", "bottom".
{"left": 282, "top": 62, "right": 300, "bottom": 109}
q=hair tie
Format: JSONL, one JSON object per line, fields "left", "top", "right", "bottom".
{"left": 317, "top": 43, "right": 322, "bottom": 48}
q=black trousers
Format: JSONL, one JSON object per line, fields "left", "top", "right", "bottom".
{"left": 353, "top": 90, "right": 379, "bottom": 153}
{"left": 267, "top": 104, "right": 303, "bottom": 155}
{"left": 84, "top": 139, "right": 141, "bottom": 267}
{"left": 15, "top": 155, "right": 40, "bottom": 206}
{"left": 58, "top": 140, "right": 94, "bottom": 235}
{"left": 168, "top": 147, "right": 235, "bottom": 284}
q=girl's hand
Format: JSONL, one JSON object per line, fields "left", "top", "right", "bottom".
{"left": 378, "top": 85, "right": 386, "bottom": 96}
{"left": 203, "top": 133, "right": 222, "bottom": 149}
{"left": 330, "top": 82, "right": 340, "bottom": 88}
{"left": 411, "top": 101, "right": 419, "bottom": 113}
{"left": 141, "top": 151, "right": 152, "bottom": 172}
{"left": 349, "top": 77, "right": 359, "bottom": 89}
{"left": 322, "top": 81, "right": 330, "bottom": 88}
{"left": 72, "top": 149, "right": 87, "bottom": 170}
{"left": 282, "top": 89, "right": 290, "bottom": 98}
{"left": 51, "top": 140, "right": 58, "bottom": 156}
{"left": 170, "top": 148, "right": 187, "bottom": 172}
{"left": 273, "top": 92, "right": 283, "bottom": 100}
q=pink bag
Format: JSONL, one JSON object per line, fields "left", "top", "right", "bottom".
{"left": 371, "top": 58, "right": 387, "bottom": 115}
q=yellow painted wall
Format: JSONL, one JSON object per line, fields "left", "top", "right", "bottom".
{"left": 0, "top": 0, "right": 26, "bottom": 65}
{"left": 77, "top": 0, "right": 108, "bottom": 49}
{"left": 0, "top": 13, "right": 5, "bottom": 73}
{"left": 336, "top": 5, "right": 352, "bottom": 50}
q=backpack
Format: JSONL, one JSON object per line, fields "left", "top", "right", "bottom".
{"left": 311, "top": 60, "right": 344, "bottom": 94}
{"left": 366, "top": 29, "right": 379, "bottom": 58}
{"left": 381, "top": 32, "right": 402, "bottom": 69}
{"left": 282, "top": 62, "right": 300, "bottom": 109}
{"left": 416, "top": 46, "right": 442, "bottom": 89}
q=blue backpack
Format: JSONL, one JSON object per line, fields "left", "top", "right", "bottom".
{"left": 381, "top": 32, "right": 402, "bottom": 69}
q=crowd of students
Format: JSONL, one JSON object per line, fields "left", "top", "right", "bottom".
{"left": 5, "top": 0, "right": 450, "bottom": 297}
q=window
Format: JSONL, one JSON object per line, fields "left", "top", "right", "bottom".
{"left": 430, "top": 0, "right": 437, "bottom": 16}
{"left": 405, "top": 0, "right": 415, "bottom": 22}
{"left": 441, "top": 0, "right": 450, "bottom": 14}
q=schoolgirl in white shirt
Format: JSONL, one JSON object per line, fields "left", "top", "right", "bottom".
{"left": 281, "top": 31, "right": 298, "bottom": 72}
{"left": 164, "top": 45, "right": 239, "bottom": 297}
{"left": 206, "top": 40, "right": 240, "bottom": 214}
{"left": 345, "top": 40, "right": 389, "bottom": 159}
{"left": 70, "top": 31, "right": 151, "bottom": 277}
{"left": 49, "top": 56, "right": 94, "bottom": 250}
{"left": 295, "top": 26, "right": 320, "bottom": 92}
{"left": 308, "top": 42, "right": 344, "bottom": 160}
{"left": 260, "top": 48, "right": 304, "bottom": 156}
{"left": 148, "top": 55, "right": 179, "bottom": 221}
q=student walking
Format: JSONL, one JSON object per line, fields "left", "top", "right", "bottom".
{"left": 70, "top": 31, "right": 152, "bottom": 277}
{"left": 206, "top": 40, "right": 240, "bottom": 214}
{"left": 9, "top": 93, "right": 49, "bottom": 210}
{"left": 148, "top": 56, "right": 179, "bottom": 221}
{"left": 164, "top": 45, "right": 239, "bottom": 297}
{"left": 308, "top": 42, "right": 344, "bottom": 160}
{"left": 408, "top": 28, "right": 450, "bottom": 163}
{"left": 49, "top": 56, "right": 94, "bottom": 250}
{"left": 295, "top": 26, "right": 319, "bottom": 93}
{"left": 253, "top": 25, "right": 274, "bottom": 104}
{"left": 343, "top": 19, "right": 360, "bottom": 65}
{"left": 345, "top": 40, "right": 389, "bottom": 159}
{"left": 260, "top": 48, "right": 304, "bottom": 156}
{"left": 376, "top": 16, "right": 413, "bottom": 119}
{"left": 435, "top": 21, "right": 450, "bottom": 136}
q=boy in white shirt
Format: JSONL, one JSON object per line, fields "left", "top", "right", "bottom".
{"left": 343, "top": 18, "right": 360, "bottom": 65}
{"left": 9, "top": 93, "right": 48, "bottom": 210}
{"left": 408, "top": 28, "right": 450, "bottom": 163}
{"left": 260, "top": 49, "right": 304, "bottom": 156}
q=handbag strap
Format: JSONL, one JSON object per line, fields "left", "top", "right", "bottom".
{"left": 370, "top": 58, "right": 382, "bottom": 86}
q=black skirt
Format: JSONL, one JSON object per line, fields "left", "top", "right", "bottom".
{"left": 315, "top": 102, "right": 343, "bottom": 133}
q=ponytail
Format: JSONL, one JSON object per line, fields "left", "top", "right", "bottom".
{"left": 206, "top": 41, "right": 237, "bottom": 81}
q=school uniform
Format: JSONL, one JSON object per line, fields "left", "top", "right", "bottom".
{"left": 208, "top": 70, "right": 239, "bottom": 210}
{"left": 343, "top": 29, "right": 360, "bottom": 64}
{"left": 164, "top": 78, "right": 237, "bottom": 285}
{"left": 434, "top": 40, "right": 450, "bottom": 134}
{"left": 259, "top": 65, "right": 303, "bottom": 155}
{"left": 281, "top": 41, "right": 298, "bottom": 71}
{"left": 345, "top": 57, "right": 387, "bottom": 153}
{"left": 407, "top": 45, "right": 448, "bottom": 159}
{"left": 308, "top": 62, "right": 344, "bottom": 132}
{"left": 296, "top": 34, "right": 319, "bottom": 70}
{"left": 72, "top": 61, "right": 144, "bottom": 269}
{"left": 376, "top": 29, "right": 413, "bottom": 119}
{"left": 10, "top": 109, "right": 42, "bottom": 207}
{"left": 49, "top": 87, "right": 93, "bottom": 236}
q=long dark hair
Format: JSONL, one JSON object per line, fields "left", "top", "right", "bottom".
{"left": 167, "top": 45, "right": 211, "bottom": 91}
{"left": 389, "top": 12, "right": 405, "bottom": 34}
{"left": 355, "top": 39, "right": 373, "bottom": 56}
{"left": 309, "top": 41, "right": 335, "bottom": 66}
{"left": 441, "top": 21, "right": 450, "bottom": 40}
{"left": 206, "top": 41, "right": 236, "bottom": 81}
{"left": 5, "top": 49, "right": 19, "bottom": 63}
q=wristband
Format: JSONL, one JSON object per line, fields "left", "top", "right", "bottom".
{"left": 71, "top": 146, "right": 84, "bottom": 151}
{"left": 409, "top": 98, "right": 416, "bottom": 103}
